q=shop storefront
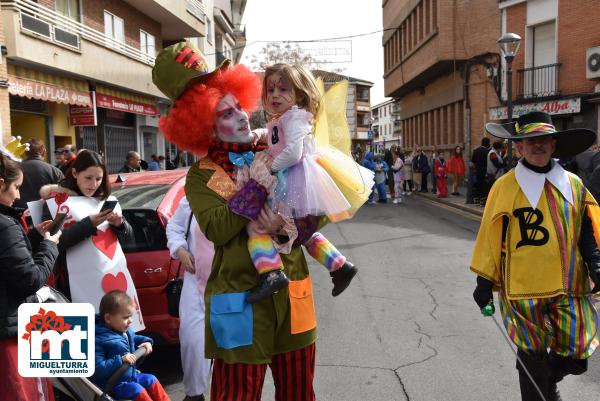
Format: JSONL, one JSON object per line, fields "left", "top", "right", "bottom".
{"left": 7, "top": 64, "right": 91, "bottom": 162}
{"left": 78, "top": 84, "right": 158, "bottom": 173}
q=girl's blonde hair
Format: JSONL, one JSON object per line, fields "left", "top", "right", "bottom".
{"left": 262, "top": 63, "right": 321, "bottom": 116}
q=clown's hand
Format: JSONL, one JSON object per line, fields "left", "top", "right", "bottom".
{"left": 473, "top": 276, "right": 494, "bottom": 314}
{"left": 248, "top": 152, "right": 276, "bottom": 193}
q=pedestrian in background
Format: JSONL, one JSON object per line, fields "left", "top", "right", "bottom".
{"left": 147, "top": 154, "right": 161, "bottom": 171}
{"left": 434, "top": 150, "right": 448, "bottom": 198}
{"left": 471, "top": 137, "right": 491, "bottom": 205}
{"left": 58, "top": 144, "right": 76, "bottom": 175}
{"left": 403, "top": 150, "right": 414, "bottom": 195}
{"left": 430, "top": 146, "right": 438, "bottom": 194}
{"left": 413, "top": 147, "right": 430, "bottom": 192}
{"left": 54, "top": 147, "right": 65, "bottom": 169}
{"left": 15, "top": 139, "right": 63, "bottom": 209}
{"left": 166, "top": 197, "right": 213, "bottom": 401}
{"left": 485, "top": 140, "right": 505, "bottom": 201}
{"left": 391, "top": 147, "right": 404, "bottom": 204}
{"left": 373, "top": 154, "right": 389, "bottom": 203}
{"left": 118, "top": 151, "right": 142, "bottom": 173}
{"left": 384, "top": 144, "right": 396, "bottom": 201}
{"left": 363, "top": 151, "right": 377, "bottom": 204}
{"left": 448, "top": 146, "right": 465, "bottom": 196}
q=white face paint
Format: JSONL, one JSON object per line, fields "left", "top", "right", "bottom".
{"left": 215, "top": 94, "right": 253, "bottom": 144}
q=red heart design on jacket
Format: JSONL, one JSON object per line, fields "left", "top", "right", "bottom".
{"left": 92, "top": 228, "right": 117, "bottom": 260}
{"left": 101, "top": 272, "right": 128, "bottom": 293}
{"left": 54, "top": 193, "right": 69, "bottom": 205}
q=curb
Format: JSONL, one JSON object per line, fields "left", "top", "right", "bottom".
{"left": 412, "top": 191, "right": 483, "bottom": 218}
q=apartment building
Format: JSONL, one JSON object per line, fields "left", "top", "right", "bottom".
{"left": 494, "top": 0, "right": 600, "bottom": 140}
{"left": 312, "top": 70, "right": 373, "bottom": 152}
{"left": 0, "top": 0, "right": 209, "bottom": 172}
{"left": 382, "top": 0, "right": 502, "bottom": 157}
{"left": 372, "top": 98, "right": 401, "bottom": 153}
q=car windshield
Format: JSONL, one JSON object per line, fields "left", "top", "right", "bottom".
{"left": 111, "top": 184, "right": 170, "bottom": 209}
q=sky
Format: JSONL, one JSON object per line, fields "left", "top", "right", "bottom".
{"left": 240, "top": 0, "right": 387, "bottom": 106}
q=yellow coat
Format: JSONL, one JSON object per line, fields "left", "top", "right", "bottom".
{"left": 470, "top": 169, "right": 600, "bottom": 300}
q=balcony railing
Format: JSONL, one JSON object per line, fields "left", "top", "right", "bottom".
{"left": 517, "top": 63, "right": 561, "bottom": 99}
{"left": 186, "top": 0, "right": 206, "bottom": 22}
{"left": 1, "top": 0, "right": 155, "bottom": 66}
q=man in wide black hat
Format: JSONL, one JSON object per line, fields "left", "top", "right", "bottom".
{"left": 470, "top": 111, "right": 600, "bottom": 401}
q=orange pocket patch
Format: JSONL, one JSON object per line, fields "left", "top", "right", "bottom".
{"left": 289, "top": 276, "right": 317, "bottom": 335}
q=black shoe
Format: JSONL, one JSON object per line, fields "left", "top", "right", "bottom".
{"left": 547, "top": 382, "right": 562, "bottom": 401}
{"left": 247, "top": 270, "right": 289, "bottom": 304}
{"left": 331, "top": 262, "right": 358, "bottom": 296}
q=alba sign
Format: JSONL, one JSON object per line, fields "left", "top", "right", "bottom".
{"left": 489, "top": 98, "right": 581, "bottom": 120}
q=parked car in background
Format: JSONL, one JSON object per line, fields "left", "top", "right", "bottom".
{"left": 110, "top": 169, "right": 187, "bottom": 344}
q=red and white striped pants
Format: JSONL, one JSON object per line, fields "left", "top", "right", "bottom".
{"left": 210, "top": 343, "right": 316, "bottom": 401}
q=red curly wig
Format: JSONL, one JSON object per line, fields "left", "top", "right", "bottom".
{"left": 159, "top": 64, "right": 262, "bottom": 156}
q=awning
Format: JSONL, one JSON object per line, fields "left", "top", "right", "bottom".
{"left": 7, "top": 64, "right": 92, "bottom": 107}
{"left": 96, "top": 85, "right": 157, "bottom": 116}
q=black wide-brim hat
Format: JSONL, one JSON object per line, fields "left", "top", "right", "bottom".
{"left": 485, "top": 111, "right": 596, "bottom": 158}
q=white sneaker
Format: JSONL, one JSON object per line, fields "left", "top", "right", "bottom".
{"left": 393, "top": 199, "right": 398, "bottom": 204}
{"left": 368, "top": 200, "right": 376, "bottom": 204}
{"left": 407, "top": 192, "right": 412, "bottom": 196}
{"left": 402, "top": 191, "right": 406, "bottom": 195}
{"left": 397, "top": 198, "right": 402, "bottom": 203}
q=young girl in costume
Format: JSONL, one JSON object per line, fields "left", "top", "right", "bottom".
{"left": 434, "top": 150, "right": 448, "bottom": 198}
{"left": 243, "top": 63, "right": 374, "bottom": 303}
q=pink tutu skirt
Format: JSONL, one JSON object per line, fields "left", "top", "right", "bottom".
{"left": 271, "top": 155, "right": 351, "bottom": 219}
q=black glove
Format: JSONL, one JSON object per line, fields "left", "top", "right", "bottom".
{"left": 588, "top": 262, "right": 600, "bottom": 293}
{"left": 473, "top": 276, "right": 494, "bottom": 310}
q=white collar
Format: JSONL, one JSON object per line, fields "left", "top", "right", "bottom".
{"left": 514, "top": 159, "right": 573, "bottom": 209}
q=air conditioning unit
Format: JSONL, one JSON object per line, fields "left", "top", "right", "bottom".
{"left": 586, "top": 46, "right": 600, "bottom": 79}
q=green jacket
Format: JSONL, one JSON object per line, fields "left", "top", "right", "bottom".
{"left": 185, "top": 160, "right": 317, "bottom": 364}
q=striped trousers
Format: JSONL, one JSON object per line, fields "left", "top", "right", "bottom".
{"left": 499, "top": 291, "right": 599, "bottom": 358}
{"left": 210, "top": 343, "right": 316, "bottom": 401}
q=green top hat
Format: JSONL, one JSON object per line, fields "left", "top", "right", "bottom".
{"left": 152, "top": 41, "right": 230, "bottom": 101}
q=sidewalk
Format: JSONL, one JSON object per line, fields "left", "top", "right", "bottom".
{"left": 410, "top": 184, "right": 484, "bottom": 218}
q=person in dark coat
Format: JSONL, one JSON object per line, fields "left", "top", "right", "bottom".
{"left": 0, "top": 151, "right": 61, "bottom": 401}
{"left": 91, "top": 290, "right": 169, "bottom": 401}
{"left": 14, "top": 139, "right": 63, "bottom": 209}
{"left": 118, "top": 151, "right": 142, "bottom": 173}
{"left": 471, "top": 137, "right": 491, "bottom": 204}
{"left": 412, "top": 147, "right": 430, "bottom": 192}
{"left": 383, "top": 145, "right": 397, "bottom": 200}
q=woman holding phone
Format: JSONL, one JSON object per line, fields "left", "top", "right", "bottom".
{"left": 36, "top": 150, "right": 145, "bottom": 330}
{"left": 0, "top": 150, "right": 61, "bottom": 400}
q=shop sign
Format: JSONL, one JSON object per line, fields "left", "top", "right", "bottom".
{"left": 8, "top": 77, "right": 91, "bottom": 107}
{"left": 96, "top": 94, "right": 157, "bottom": 116}
{"left": 69, "top": 105, "right": 96, "bottom": 126}
{"left": 489, "top": 98, "right": 581, "bottom": 120}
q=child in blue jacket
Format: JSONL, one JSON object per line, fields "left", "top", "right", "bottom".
{"left": 91, "top": 290, "right": 170, "bottom": 401}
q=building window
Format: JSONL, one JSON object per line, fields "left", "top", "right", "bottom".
{"left": 56, "top": 0, "right": 80, "bottom": 21}
{"left": 104, "top": 10, "right": 125, "bottom": 48}
{"left": 140, "top": 30, "right": 156, "bottom": 61}
{"left": 207, "top": 19, "right": 213, "bottom": 44}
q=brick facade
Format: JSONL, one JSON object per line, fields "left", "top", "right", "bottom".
{"left": 82, "top": 0, "right": 162, "bottom": 51}
{"left": 383, "top": 0, "right": 501, "bottom": 155}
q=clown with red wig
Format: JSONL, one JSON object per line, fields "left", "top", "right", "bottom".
{"left": 153, "top": 41, "right": 328, "bottom": 400}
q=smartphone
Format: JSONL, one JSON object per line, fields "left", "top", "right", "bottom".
{"left": 100, "top": 200, "right": 118, "bottom": 213}
{"left": 50, "top": 213, "right": 67, "bottom": 235}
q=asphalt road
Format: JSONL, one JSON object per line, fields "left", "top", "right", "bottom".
{"left": 143, "top": 195, "right": 600, "bottom": 401}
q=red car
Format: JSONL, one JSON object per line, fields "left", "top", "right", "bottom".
{"left": 110, "top": 169, "right": 187, "bottom": 344}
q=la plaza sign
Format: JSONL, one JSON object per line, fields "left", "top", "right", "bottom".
{"left": 489, "top": 98, "right": 581, "bottom": 121}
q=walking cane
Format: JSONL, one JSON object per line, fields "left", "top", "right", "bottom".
{"left": 481, "top": 304, "right": 548, "bottom": 401}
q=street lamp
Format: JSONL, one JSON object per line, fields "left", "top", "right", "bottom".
{"left": 498, "top": 32, "right": 521, "bottom": 167}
